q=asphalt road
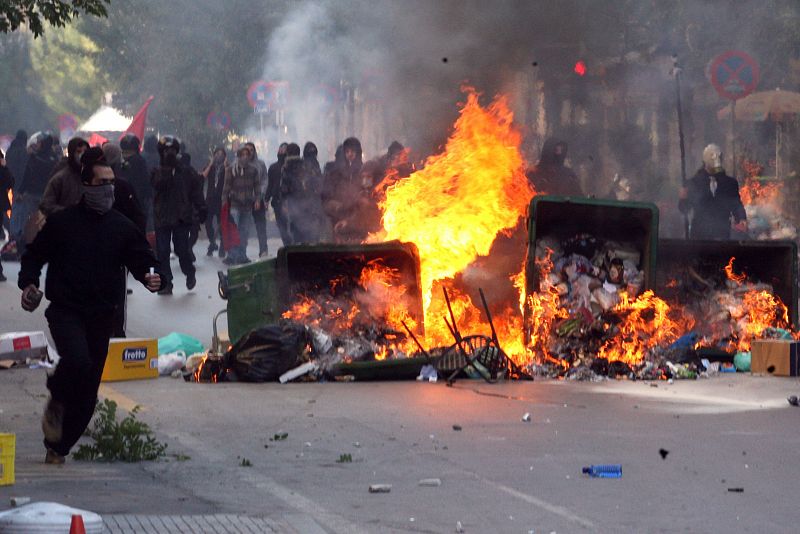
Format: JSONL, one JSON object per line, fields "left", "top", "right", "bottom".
{"left": 2, "top": 236, "right": 800, "bottom": 532}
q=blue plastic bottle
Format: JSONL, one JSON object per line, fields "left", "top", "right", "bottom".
{"left": 582, "top": 464, "right": 622, "bottom": 478}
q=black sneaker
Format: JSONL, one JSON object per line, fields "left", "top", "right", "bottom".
{"left": 157, "top": 284, "right": 173, "bottom": 295}
{"left": 186, "top": 273, "right": 196, "bottom": 290}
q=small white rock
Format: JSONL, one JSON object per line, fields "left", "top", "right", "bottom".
{"left": 522, "top": 413, "right": 531, "bottom": 422}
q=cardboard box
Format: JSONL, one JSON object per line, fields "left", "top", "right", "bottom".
{"left": 0, "top": 331, "right": 50, "bottom": 362}
{"left": 101, "top": 338, "right": 159, "bottom": 382}
{"left": 750, "top": 339, "right": 800, "bottom": 377}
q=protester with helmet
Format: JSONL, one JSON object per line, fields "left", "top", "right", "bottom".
{"left": 10, "top": 131, "right": 59, "bottom": 255}
{"left": 151, "top": 136, "right": 206, "bottom": 295}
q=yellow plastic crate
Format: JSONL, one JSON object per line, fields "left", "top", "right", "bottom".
{"left": 0, "top": 433, "right": 15, "bottom": 486}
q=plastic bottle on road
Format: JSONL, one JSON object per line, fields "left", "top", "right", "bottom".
{"left": 582, "top": 464, "right": 622, "bottom": 478}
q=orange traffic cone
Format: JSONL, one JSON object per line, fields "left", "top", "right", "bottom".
{"left": 69, "top": 514, "right": 86, "bottom": 534}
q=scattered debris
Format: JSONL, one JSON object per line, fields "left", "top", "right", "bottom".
{"left": 522, "top": 413, "right": 531, "bottom": 422}
{"left": 270, "top": 432, "right": 289, "bottom": 442}
{"left": 456, "top": 520, "right": 465, "bottom": 533}
{"left": 337, "top": 454, "right": 353, "bottom": 463}
{"left": 369, "top": 484, "right": 392, "bottom": 493}
{"left": 728, "top": 487, "right": 744, "bottom": 493}
{"left": 582, "top": 464, "right": 622, "bottom": 478}
{"left": 659, "top": 448, "right": 669, "bottom": 460}
{"left": 788, "top": 396, "right": 799, "bottom": 407}
{"left": 418, "top": 478, "right": 442, "bottom": 487}
{"left": 452, "top": 424, "right": 462, "bottom": 431}
{"left": 280, "top": 362, "right": 318, "bottom": 384}
{"left": 9, "top": 497, "right": 30, "bottom": 508}
{"left": 238, "top": 457, "right": 252, "bottom": 467}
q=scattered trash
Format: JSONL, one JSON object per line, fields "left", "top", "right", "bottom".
{"left": 522, "top": 413, "right": 531, "bottom": 422}
{"left": 9, "top": 497, "right": 30, "bottom": 507}
{"left": 417, "top": 364, "right": 438, "bottom": 382}
{"left": 733, "top": 352, "right": 751, "bottom": 372}
{"left": 336, "top": 454, "right": 353, "bottom": 463}
{"left": 270, "top": 432, "right": 289, "bottom": 442}
{"left": 582, "top": 464, "right": 622, "bottom": 478}
{"left": 157, "top": 332, "right": 204, "bottom": 356}
{"left": 659, "top": 448, "right": 669, "bottom": 460}
{"left": 238, "top": 457, "right": 252, "bottom": 467}
{"left": 369, "top": 484, "right": 392, "bottom": 493}
{"left": 788, "top": 396, "right": 799, "bottom": 407}
{"left": 157, "top": 351, "right": 186, "bottom": 376}
{"left": 452, "top": 424, "right": 462, "bottom": 431}
{"left": 728, "top": 487, "right": 744, "bottom": 493}
{"left": 280, "top": 362, "right": 318, "bottom": 384}
{"left": 418, "top": 478, "right": 442, "bottom": 487}
{"left": 456, "top": 520, "right": 465, "bottom": 533}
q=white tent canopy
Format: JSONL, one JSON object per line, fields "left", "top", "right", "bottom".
{"left": 78, "top": 105, "right": 132, "bottom": 132}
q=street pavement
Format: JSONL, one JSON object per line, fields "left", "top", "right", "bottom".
{"left": 2, "top": 234, "right": 800, "bottom": 532}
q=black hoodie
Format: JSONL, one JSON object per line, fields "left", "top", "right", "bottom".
{"left": 527, "top": 138, "right": 583, "bottom": 197}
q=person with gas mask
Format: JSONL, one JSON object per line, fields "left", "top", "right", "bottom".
{"left": 526, "top": 138, "right": 583, "bottom": 197}
{"left": 151, "top": 136, "right": 206, "bottom": 295}
{"left": 39, "top": 137, "right": 90, "bottom": 217}
{"left": 17, "top": 147, "right": 161, "bottom": 465}
{"left": 679, "top": 144, "right": 747, "bottom": 240}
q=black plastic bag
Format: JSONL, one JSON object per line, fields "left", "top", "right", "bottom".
{"left": 223, "top": 322, "right": 308, "bottom": 382}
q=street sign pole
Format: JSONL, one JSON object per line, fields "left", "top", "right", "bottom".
{"left": 730, "top": 100, "right": 736, "bottom": 177}
{"left": 672, "top": 56, "right": 689, "bottom": 239}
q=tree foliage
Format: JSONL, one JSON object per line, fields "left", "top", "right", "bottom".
{"left": 0, "top": 0, "right": 109, "bottom": 37}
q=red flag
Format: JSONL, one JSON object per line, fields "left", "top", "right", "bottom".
{"left": 87, "top": 132, "right": 108, "bottom": 147}
{"left": 123, "top": 96, "right": 154, "bottom": 143}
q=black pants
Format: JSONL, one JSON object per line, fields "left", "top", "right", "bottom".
{"left": 155, "top": 224, "right": 194, "bottom": 286}
{"left": 272, "top": 201, "right": 292, "bottom": 246}
{"left": 45, "top": 305, "right": 114, "bottom": 456}
{"left": 252, "top": 204, "right": 268, "bottom": 255}
{"left": 205, "top": 205, "right": 224, "bottom": 253}
{"left": 112, "top": 268, "right": 127, "bottom": 337}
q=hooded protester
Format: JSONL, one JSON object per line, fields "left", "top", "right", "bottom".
{"left": 18, "top": 146, "right": 161, "bottom": 465}
{"left": 120, "top": 134, "right": 153, "bottom": 231}
{"left": 5, "top": 129, "right": 29, "bottom": 184}
{"left": 281, "top": 142, "right": 322, "bottom": 244}
{"left": 0, "top": 149, "right": 13, "bottom": 281}
{"left": 39, "top": 137, "right": 90, "bottom": 217}
{"left": 222, "top": 145, "right": 259, "bottom": 264}
{"left": 678, "top": 143, "right": 747, "bottom": 240}
{"left": 151, "top": 136, "right": 206, "bottom": 294}
{"left": 11, "top": 132, "right": 59, "bottom": 255}
{"left": 102, "top": 142, "right": 146, "bottom": 232}
{"left": 526, "top": 138, "right": 583, "bottom": 197}
{"left": 267, "top": 142, "right": 290, "bottom": 245}
{"left": 202, "top": 147, "right": 228, "bottom": 257}
{"left": 322, "top": 137, "right": 364, "bottom": 239}
{"left": 331, "top": 160, "right": 382, "bottom": 243}
{"left": 245, "top": 142, "right": 269, "bottom": 258}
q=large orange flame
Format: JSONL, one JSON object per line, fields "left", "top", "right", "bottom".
{"left": 374, "top": 88, "right": 534, "bottom": 354}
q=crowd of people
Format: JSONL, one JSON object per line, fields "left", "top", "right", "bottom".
{"left": 0, "top": 130, "right": 414, "bottom": 290}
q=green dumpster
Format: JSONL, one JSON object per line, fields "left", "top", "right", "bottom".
{"left": 525, "top": 195, "right": 660, "bottom": 296}
{"left": 225, "top": 258, "right": 280, "bottom": 345}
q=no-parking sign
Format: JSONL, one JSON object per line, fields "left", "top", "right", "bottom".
{"left": 710, "top": 50, "right": 760, "bottom": 100}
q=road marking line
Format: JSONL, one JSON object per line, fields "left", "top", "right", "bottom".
{"left": 467, "top": 471, "right": 595, "bottom": 529}
{"left": 98, "top": 384, "right": 145, "bottom": 412}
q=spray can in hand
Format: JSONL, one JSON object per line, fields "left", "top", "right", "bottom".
{"left": 582, "top": 464, "right": 622, "bottom": 478}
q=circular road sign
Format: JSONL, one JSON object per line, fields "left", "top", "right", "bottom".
{"left": 710, "top": 50, "right": 760, "bottom": 101}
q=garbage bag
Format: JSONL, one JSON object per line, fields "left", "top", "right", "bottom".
{"left": 223, "top": 323, "right": 308, "bottom": 382}
{"left": 158, "top": 332, "right": 205, "bottom": 356}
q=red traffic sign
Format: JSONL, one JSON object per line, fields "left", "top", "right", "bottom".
{"left": 206, "top": 111, "right": 232, "bottom": 131}
{"left": 710, "top": 50, "right": 760, "bottom": 100}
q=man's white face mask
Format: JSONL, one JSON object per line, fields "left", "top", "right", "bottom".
{"left": 703, "top": 144, "right": 723, "bottom": 173}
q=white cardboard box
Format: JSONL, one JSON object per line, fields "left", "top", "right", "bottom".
{"left": 0, "top": 331, "right": 51, "bottom": 362}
